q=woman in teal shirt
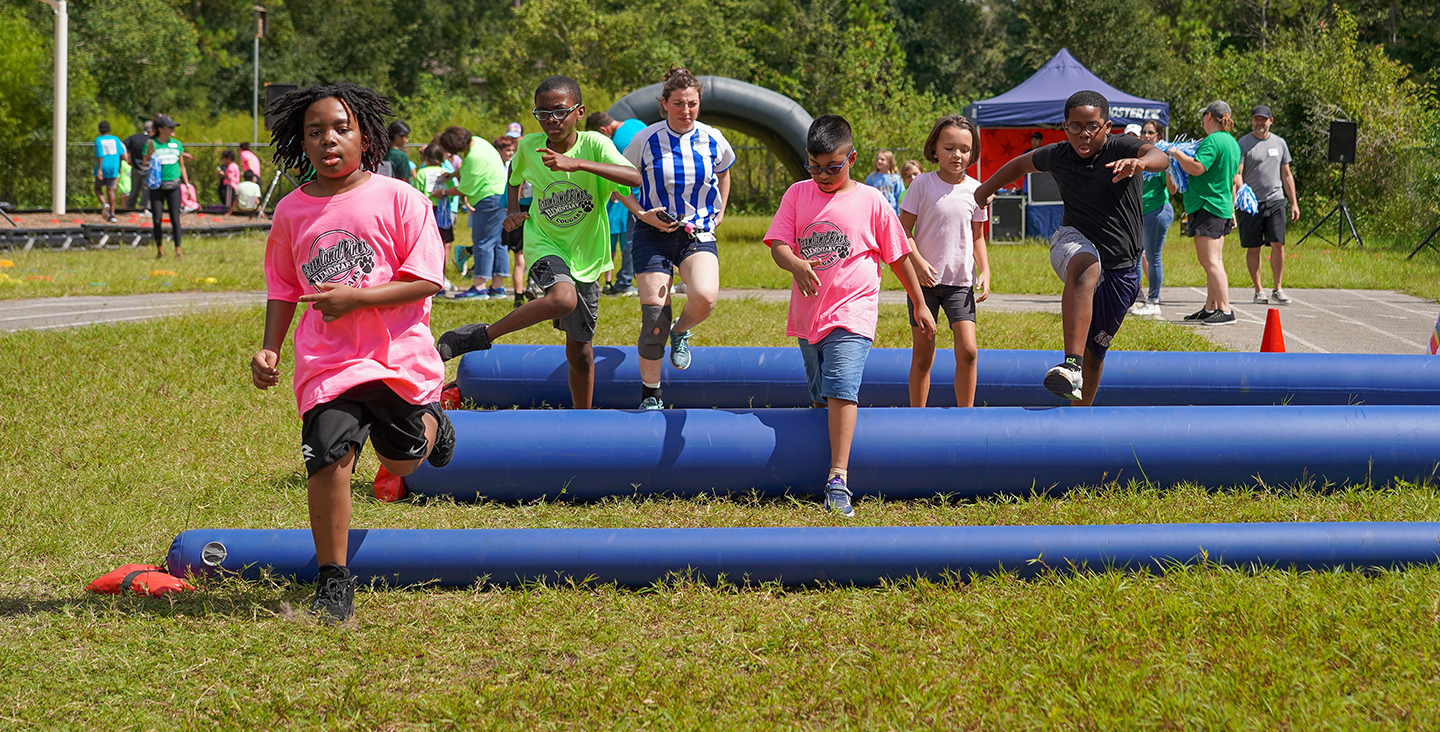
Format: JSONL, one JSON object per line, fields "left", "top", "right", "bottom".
{"left": 1169, "top": 101, "right": 1241, "bottom": 325}
{"left": 1131, "top": 119, "right": 1177, "bottom": 318}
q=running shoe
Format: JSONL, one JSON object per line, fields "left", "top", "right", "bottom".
{"left": 1136, "top": 302, "right": 1163, "bottom": 318}
{"left": 1202, "top": 310, "right": 1236, "bottom": 326}
{"left": 1128, "top": 301, "right": 1148, "bottom": 316}
{"left": 823, "top": 476, "right": 855, "bottom": 518}
{"left": 1183, "top": 308, "right": 1216, "bottom": 321}
{"left": 427, "top": 404, "right": 456, "bottom": 468}
{"left": 617, "top": 286, "right": 639, "bottom": 297}
{"left": 311, "top": 565, "right": 356, "bottom": 624}
{"left": 436, "top": 322, "right": 492, "bottom": 361}
{"left": 487, "top": 286, "right": 508, "bottom": 300}
{"left": 1271, "top": 288, "right": 1292, "bottom": 305}
{"left": 669, "top": 321, "right": 692, "bottom": 370}
{"left": 453, "top": 286, "right": 485, "bottom": 300}
{"left": 1252, "top": 291, "right": 1269, "bottom": 304}
{"left": 1043, "top": 361, "right": 1084, "bottom": 401}
{"left": 640, "top": 396, "right": 664, "bottom": 410}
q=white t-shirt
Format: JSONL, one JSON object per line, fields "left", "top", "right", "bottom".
{"left": 236, "top": 180, "right": 262, "bottom": 210}
{"left": 899, "top": 172, "right": 988, "bottom": 287}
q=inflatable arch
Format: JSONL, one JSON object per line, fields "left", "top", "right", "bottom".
{"left": 606, "top": 76, "right": 814, "bottom": 180}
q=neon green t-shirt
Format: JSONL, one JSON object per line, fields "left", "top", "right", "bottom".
{"left": 1182, "top": 131, "right": 1241, "bottom": 218}
{"left": 510, "top": 131, "right": 633, "bottom": 284}
{"left": 456, "top": 137, "right": 506, "bottom": 201}
{"left": 148, "top": 138, "right": 185, "bottom": 182}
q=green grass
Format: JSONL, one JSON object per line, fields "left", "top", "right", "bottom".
{"left": 9, "top": 301, "right": 1440, "bottom": 728}
{"left": 0, "top": 233, "right": 269, "bottom": 299}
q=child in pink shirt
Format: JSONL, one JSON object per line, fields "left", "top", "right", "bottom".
{"left": 250, "top": 82, "right": 454, "bottom": 623}
{"left": 764, "top": 114, "right": 935, "bottom": 518}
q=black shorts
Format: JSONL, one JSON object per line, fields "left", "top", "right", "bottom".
{"left": 1183, "top": 209, "right": 1235, "bottom": 239}
{"left": 504, "top": 205, "right": 528, "bottom": 252}
{"left": 1237, "top": 199, "right": 1288, "bottom": 248}
{"left": 439, "top": 226, "right": 454, "bottom": 244}
{"left": 907, "top": 284, "right": 976, "bottom": 327}
{"left": 530, "top": 255, "right": 601, "bottom": 343}
{"left": 301, "top": 381, "right": 436, "bottom": 476}
{"left": 632, "top": 223, "right": 718, "bottom": 274}
{"left": 1087, "top": 267, "right": 1140, "bottom": 361}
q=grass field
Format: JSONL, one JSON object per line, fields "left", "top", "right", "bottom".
{"left": 5, "top": 298, "right": 1440, "bottom": 728}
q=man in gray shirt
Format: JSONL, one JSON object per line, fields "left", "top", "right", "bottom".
{"left": 1237, "top": 105, "right": 1300, "bottom": 304}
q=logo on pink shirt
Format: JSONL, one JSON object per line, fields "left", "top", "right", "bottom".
{"left": 797, "top": 221, "right": 852, "bottom": 270}
{"left": 301, "top": 229, "right": 376, "bottom": 290}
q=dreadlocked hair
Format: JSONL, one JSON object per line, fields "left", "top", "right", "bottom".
{"left": 266, "top": 82, "right": 395, "bottom": 177}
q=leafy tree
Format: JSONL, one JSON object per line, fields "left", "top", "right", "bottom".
{"left": 890, "top": 0, "right": 1012, "bottom": 101}
{"left": 70, "top": 0, "right": 202, "bottom": 118}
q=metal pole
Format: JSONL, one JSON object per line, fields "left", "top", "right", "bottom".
{"left": 253, "top": 35, "right": 259, "bottom": 144}
{"left": 51, "top": 0, "right": 68, "bottom": 215}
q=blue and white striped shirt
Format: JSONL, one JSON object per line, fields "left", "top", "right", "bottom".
{"left": 623, "top": 121, "right": 735, "bottom": 233}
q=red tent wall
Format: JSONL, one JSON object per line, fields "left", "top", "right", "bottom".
{"left": 966, "top": 128, "right": 1067, "bottom": 191}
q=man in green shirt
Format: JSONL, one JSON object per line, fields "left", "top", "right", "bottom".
{"left": 437, "top": 126, "right": 509, "bottom": 299}
{"left": 436, "top": 75, "right": 641, "bottom": 409}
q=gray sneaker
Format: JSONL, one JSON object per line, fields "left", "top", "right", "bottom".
{"left": 436, "top": 322, "right": 491, "bottom": 361}
{"left": 669, "top": 321, "right": 692, "bottom": 370}
{"left": 822, "top": 475, "right": 855, "bottom": 518}
{"left": 1271, "top": 288, "right": 1292, "bottom": 304}
{"left": 1252, "top": 291, "right": 1269, "bottom": 304}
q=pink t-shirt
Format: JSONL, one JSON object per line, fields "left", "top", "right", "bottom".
{"left": 899, "top": 172, "right": 988, "bottom": 287}
{"left": 221, "top": 162, "right": 241, "bottom": 188}
{"left": 764, "top": 180, "right": 910, "bottom": 343}
{"left": 264, "top": 173, "right": 446, "bottom": 416}
{"left": 239, "top": 150, "right": 261, "bottom": 177}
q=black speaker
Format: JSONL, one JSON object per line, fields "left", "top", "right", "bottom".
{"left": 263, "top": 83, "right": 298, "bottom": 131}
{"left": 989, "top": 196, "right": 1025, "bottom": 241}
{"left": 1328, "top": 120, "right": 1357, "bottom": 164}
{"left": 1027, "top": 172, "right": 1062, "bottom": 204}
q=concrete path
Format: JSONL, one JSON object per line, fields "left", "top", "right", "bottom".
{"left": 3, "top": 287, "right": 1434, "bottom": 354}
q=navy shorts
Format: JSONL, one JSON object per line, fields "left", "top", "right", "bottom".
{"left": 632, "top": 223, "right": 717, "bottom": 274}
{"left": 1088, "top": 267, "right": 1140, "bottom": 360}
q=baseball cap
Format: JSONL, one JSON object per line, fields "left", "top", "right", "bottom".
{"left": 1123, "top": 123, "right": 1143, "bottom": 136}
{"left": 1201, "top": 101, "right": 1231, "bottom": 119}
{"left": 153, "top": 114, "right": 179, "bottom": 129}
{"left": 505, "top": 122, "right": 523, "bottom": 138}
{"left": 1251, "top": 104, "right": 1273, "bottom": 119}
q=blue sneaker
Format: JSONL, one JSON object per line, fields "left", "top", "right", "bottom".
{"left": 639, "top": 396, "right": 664, "bottom": 410}
{"left": 669, "top": 320, "right": 692, "bottom": 370}
{"left": 822, "top": 476, "right": 854, "bottom": 518}
{"left": 488, "top": 286, "right": 508, "bottom": 300}
{"left": 453, "top": 286, "right": 484, "bottom": 300}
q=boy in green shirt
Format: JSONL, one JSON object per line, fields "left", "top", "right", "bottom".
{"left": 437, "top": 76, "right": 641, "bottom": 409}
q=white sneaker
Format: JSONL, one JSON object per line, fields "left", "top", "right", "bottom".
{"left": 1043, "top": 362, "right": 1084, "bottom": 401}
{"left": 1138, "top": 302, "right": 1163, "bottom": 318}
{"left": 1271, "top": 288, "right": 1292, "bottom": 304}
{"left": 1252, "top": 291, "right": 1269, "bottom": 304}
{"left": 1128, "top": 301, "right": 1147, "bottom": 315}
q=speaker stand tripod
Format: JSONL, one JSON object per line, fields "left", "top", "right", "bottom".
{"left": 258, "top": 168, "right": 300, "bottom": 219}
{"left": 1296, "top": 162, "right": 1363, "bottom": 248}
{"left": 1408, "top": 221, "right": 1440, "bottom": 259}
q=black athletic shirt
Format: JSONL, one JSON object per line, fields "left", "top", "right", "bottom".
{"left": 1031, "top": 134, "right": 1147, "bottom": 271}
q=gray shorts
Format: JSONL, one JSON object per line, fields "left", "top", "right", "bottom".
{"left": 907, "top": 284, "right": 976, "bottom": 326}
{"left": 1049, "top": 226, "right": 1102, "bottom": 280}
{"left": 530, "top": 254, "right": 600, "bottom": 343}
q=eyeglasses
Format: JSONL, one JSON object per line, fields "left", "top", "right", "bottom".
{"left": 531, "top": 103, "right": 581, "bottom": 122}
{"left": 1062, "top": 122, "right": 1106, "bottom": 136}
{"left": 803, "top": 149, "right": 855, "bottom": 176}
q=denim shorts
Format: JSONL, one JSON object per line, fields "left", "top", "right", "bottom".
{"left": 798, "top": 328, "right": 873, "bottom": 404}
{"left": 632, "top": 223, "right": 718, "bottom": 274}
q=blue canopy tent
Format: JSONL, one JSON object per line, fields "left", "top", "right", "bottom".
{"left": 963, "top": 49, "right": 1170, "bottom": 240}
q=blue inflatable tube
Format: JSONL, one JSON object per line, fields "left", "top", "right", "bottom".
{"left": 457, "top": 345, "right": 1440, "bottom": 408}
{"left": 167, "top": 523, "right": 1440, "bottom": 587}
{"left": 403, "top": 407, "right": 1440, "bottom": 501}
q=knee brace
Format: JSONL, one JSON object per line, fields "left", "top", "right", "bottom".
{"left": 637, "top": 303, "right": 672, "bottom": 360}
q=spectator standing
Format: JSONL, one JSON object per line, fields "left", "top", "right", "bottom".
{"left": 864, "top": 150, "right": 905, "bottom": 215}
{"left": 493, "top": 134, "right": 532, "bottom": 308}
{"left": 586, "top": 111, "right": 638, "bottom": 297}
{"left": 437, "top": 126, "right": 509, "bottom": 299}
{"left": 1129, "top": 119, "right": 1177, "bottom": 318}
{"left": 123, "top": 120, "right": 153, "bottom": 210}
{"left": 238, "top": 141, "right": 262, "bottom": 180}
{"left": 93, "top": 121, "right": 127, "bottom": 222}
{"left": 1237, "top": 104, "right": 1300, "bottom": 304}
{"left": 217, "top": 149, "right": 241, "bottom": 213}
{"left": 386, "top": 121, "right": 413, "bottom": 184}
{"left": 145, "top": 114, "right": 190, "bottom": 260}
{"left": 1168, "top": 101, "right": 1242, "bottom": 326}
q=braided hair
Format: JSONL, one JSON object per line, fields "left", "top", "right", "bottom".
{"left": 266, "top": 82, "right": 394, "bottom": 178}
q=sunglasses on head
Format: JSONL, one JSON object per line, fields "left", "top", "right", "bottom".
{"left": 804, "top": 149, "right": 855, "bottom": 176}
{"left": 531, "top": 102, "right": 582, "bottom": 122}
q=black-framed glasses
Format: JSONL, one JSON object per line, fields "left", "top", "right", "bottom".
{"left": 1062, "top": 121, "right": 1106, "bottom": 136}
{"left": 532, "top": 103, "right": 581, "bottom": 122}
{"left": 803, "top": 149, "right": 856, "bottom": 176}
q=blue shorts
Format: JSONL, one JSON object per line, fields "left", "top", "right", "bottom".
{"left": 632, "top": 223, "right": 717, "bottom": 275}
{"left": 1088, "top": 267, "right": 1140, "bottom": 360}
{"left": 798, "top": 328, "right": 872, "bottom": 404}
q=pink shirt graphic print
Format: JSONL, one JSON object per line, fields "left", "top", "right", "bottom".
{"left": 764, "top": 181, "right": 910, "bottom": 343}
{"left": 265, "top": 174, "right": 446, "bottom": 416}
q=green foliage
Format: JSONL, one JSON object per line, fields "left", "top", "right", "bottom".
{"left": 71, "top": 0, "right": 202, "bottom": 118}
{"left": 832, "top": 0, "right": 945, "bottom": 151}
{"left": 1013, "top": 0, "right": 1177, "bottom": 97}
{"left": 0, "top": 6, "right": 50, "bottom": 205}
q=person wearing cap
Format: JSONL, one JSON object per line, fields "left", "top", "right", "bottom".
{"left": 436, "top": 126, "right": 509, "bottom": 299}
{"left": 1123, "top": 123, "right": 1143, "bottom": 137}
{"left": 1167, "top": 100, "right": 1242, "bottom": 326}
{"left": 144, "top": 114, "right": 190, "bottom": 260}
{"left": 1237, "top": 104, "right": 1299, "bottom": 305}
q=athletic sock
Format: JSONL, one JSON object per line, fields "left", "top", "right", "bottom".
{"left": 828, "top": 467, "right": 848, "bottom": 481}
{"left": 642, "top": 382, "right": 662, "bottom": 401}
{"left": 1064, "top": 354, "right": 1083, "bottom": 371}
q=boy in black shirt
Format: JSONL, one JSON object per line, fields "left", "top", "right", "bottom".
{"left": 975, "top": 91, "right": 1169, "bottom": 405}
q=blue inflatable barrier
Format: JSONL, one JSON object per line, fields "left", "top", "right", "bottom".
{"left": 456, "top": 345, "right": 1440, "bottom": 409}
{"left": 402, "top": 407, "right": 1440, "bottom": 501}
{"left": 167, "top": 523, "right": 1440, "bottom": 587}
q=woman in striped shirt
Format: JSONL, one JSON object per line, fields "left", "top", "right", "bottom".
{"left": 620, "top": 67, "right": 735, "bottom": 410}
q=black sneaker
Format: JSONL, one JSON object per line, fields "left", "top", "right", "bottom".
{"left": 436, "top": 323, "right": 491, "bottom": 361}
{"left": 1183, "top": 307, "right": 1216, "bottom": 321}
{"left": 1201, "top": 310, "right": 1236, "bottom": 326}
{"left": 428, "top": 403, "right": 456, "bottom": 468}
{"left": 311, "top": 564, "right": 356, "bottom": 624}
{"left": 1043, "top": 361, "right": 1084, "bottom": 401}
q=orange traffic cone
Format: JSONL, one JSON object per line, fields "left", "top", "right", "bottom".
{"left": 373, "top": 465, "right": 406, "bottom": 502}
{"left": 1261, "top": 307, "right": 1286, "bottom": 352}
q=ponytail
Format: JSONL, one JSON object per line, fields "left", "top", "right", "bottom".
{"left": 660, "top": 66, "right": 704, "bottom": 102}
{"left": 1217, "top": 113, "right": 1235, "bottom": 132}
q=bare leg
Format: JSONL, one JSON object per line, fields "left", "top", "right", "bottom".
{"left": 486, "top": 282, "right": 578, "bottom": 341}
{"left": 1194, "top": 235, "right": 1229, "bottom": 311}
{"left": 673, "top": 252, "right": 719, "bottom": 333}
{"left": 1074, "top": 347, "right": 1105, "bottom": 407}
{"left": 1270, "top": 242, "right": 1285, "bottom": 290}
{"left": 908, "top": 326, "right": 935, "bottom": 407}
{"left": 952, "top": 320, "right": 979, "bottom": 408}
{"left": 636, "top": 270, "right": 672, "bottom": 386}
{"left": 827, "top": 398, "right": 858, "bottom": 472}
{"left": 1246, "top": 247, "right": 1264, "bottom": 293}
{"left": 308, "top": 447, "right": 356, "bottom": 567}
{"left": 1062, "top": 253, "right": 1101, "bottom": 358}
{"left": 566, "top": 339, "right": 595, "bottom": 409}
{"left": 512, "top": 251, "right": 527, "bottom": 294}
